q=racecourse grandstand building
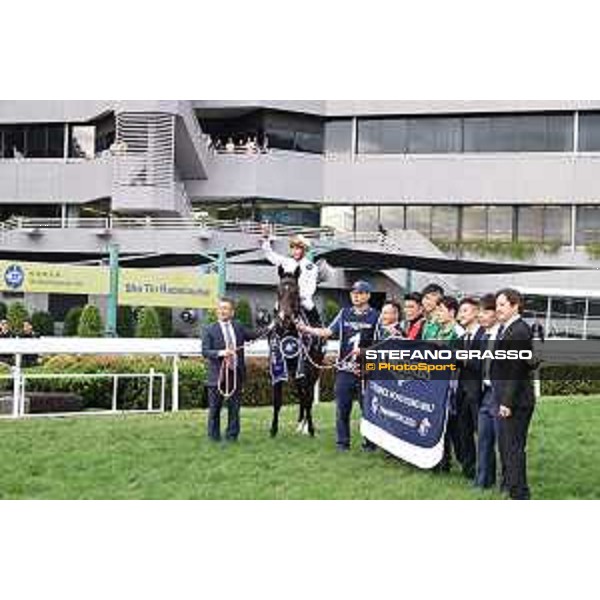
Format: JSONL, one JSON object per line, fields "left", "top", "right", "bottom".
{"left": 1, "top": 100, "right": 600, "bottom": 337}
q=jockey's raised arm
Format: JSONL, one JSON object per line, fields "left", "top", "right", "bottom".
{"left": 259, "top": 225, "right": 322, "bottom": 326}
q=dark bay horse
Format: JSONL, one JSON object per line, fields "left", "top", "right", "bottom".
{"left": 269, "top": 265, "right": 323, "bottom": 437}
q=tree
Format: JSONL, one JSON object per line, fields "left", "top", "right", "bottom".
{"left": 77, "top": 305, "right": 104, "bottom": 337}
{"left": 156, "top": 307, "right": 173, "bottom": 338}
{"left": 203, "top": 308, "right": 218, "bottom": 325}
{"left": 31, "top": 311, "right": 55, "bottom": 336}
{"left": 0, "top": 301, "right": 7, "bottom": 320}
{"left": 324, "top": 298, "right": 341, "bottom": 324}
{"left": 117, "top": 306, "right": 136, "bottom": 338}
{"left": 135, "top": 307, "right": 162, "bottom": 338}
{"left": 235, "top": 298, "right": 253, "bottom": 327}
{"left": 63, "top": 306, "right": 83, "bottom": 337}
{"left": 7, "top": 302, "right": 29, "bottom": 334}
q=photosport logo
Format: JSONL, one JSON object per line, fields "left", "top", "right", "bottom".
{"left": 4, "top": 264, "right": 25, "bottom": 289}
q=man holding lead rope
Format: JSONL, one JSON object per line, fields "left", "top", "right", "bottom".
{"left": 202, "top": 297, "right": 263, "bottom": 443}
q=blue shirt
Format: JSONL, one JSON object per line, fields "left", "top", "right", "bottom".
{"left": 328, "top": 306, "right": 380, "bottom": 366}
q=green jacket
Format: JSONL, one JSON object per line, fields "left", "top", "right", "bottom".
{"left": 421, "top": 318, "right": 441, "bottom": 341}
{"left": 437, "top": 323, "right": 460, "bottom": 341}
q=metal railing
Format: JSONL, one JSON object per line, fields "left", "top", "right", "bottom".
{"left": 0, "top": 215, "right": 335, "bottom": 240}
{"left": 0, "top": 369, "right": 166, "bottom": 420}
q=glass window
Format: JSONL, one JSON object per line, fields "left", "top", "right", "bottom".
{"left": 257, "top": 202, "right": 320, "bottom": 227}
{"left": 294, "top": 131, "right": 323, "bottom": 154}
{"left": 70, "top": 125, "right": 95, "bottom": 159}
{"left": 431, "top": 206, "right": 459, "bottom": 242}
{"left": 356, "top": 206, "right": 379, "bottom": 232}
{"left": 407, "top": 118, "right": 462, "bottom": 154}
{"left": 48, "top": 294, "right": 88, "bottom": 322}
{"left": 406, "top": 206, "right": 432, "bottom": 237}
{"left": 462, "top": 206, "right": 488, "bottom": 241}
{"left": 26, "top": 126, "right": 47, "bottom": 158}
{"left": 267, "top": 128, "right": 295, "bottom": 151}
{"left": 543, "top": 206, "right": 571, "bottom": 244}
{"left": 487, "top": 206, "right": 513, "bottom": 241}
{"left": 3, "top": 126, "right": 25, "bottom": 158}
{"left": 324, "top": 120, "right": 353, "bottom": 156}
{"left": 464, "top": 114, "right": 573, "bottom": 152}
{"left": 47, "top": 125, "right": 65, "bottom": 158}
{"left": 322, "top": 206, "right": 354, "bottom": 232}
{"left": 380, "top": 206, "right": 406, "bottom": 231}
{"left": 578, "top": 112, "right": 600, "bottom": 151}
{"left": 357, "top": 119, "right": 407, "bottom": 154}
{"left": 576, "top": 206, "right": 600, "bottom": 245}
{"left": 517, "top": 206, "right": 544, "bottom": 241}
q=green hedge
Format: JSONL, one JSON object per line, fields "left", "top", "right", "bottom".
{"left": 78, "top": 305, "right": 103, "bottom": 337}
{"left": 135, "top": 307, "right": 162, "bottom": 338}
{"left": 24, "top": 355, "right": 335, "bottom": 411}
{"left": 63, "top": 307, "right": 83, "bottom": 337}
{"left": 7, "top": 302, "right": 29, "bottom": 333}
{"left": 31, "top": 311, "right": 55, "bottom": 337}
{"left": 541, "top": 365, "right": 600, "bottom": 396}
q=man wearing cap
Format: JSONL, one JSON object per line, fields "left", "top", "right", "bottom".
{"left": 260, "top": 225, "right": 324, "bottom": 327}
{"left": 299, "top": 281, "right": 380, "bottom": 452}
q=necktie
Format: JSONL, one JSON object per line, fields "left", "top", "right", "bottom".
{"left": 223, "top": 322, "right": 237, "bottom": 370}
{"left": 496, "top": 325, "right": 505, "bottom": 340}
{"left": 482, "top": 333, "right": 492, "bottom": 382}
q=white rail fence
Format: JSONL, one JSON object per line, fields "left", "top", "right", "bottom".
{"left": 0, "top": 338, "right": 339, "bottom": 420}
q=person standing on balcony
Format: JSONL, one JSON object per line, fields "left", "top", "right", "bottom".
{"left": 260, "top": 224, "right": 325, "bottom": 327}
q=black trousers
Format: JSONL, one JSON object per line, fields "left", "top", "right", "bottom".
{"left": 437, "top": 389, "right": 478, "bottom": 477}
{"left": 455, "top": 388, "right": 479, "bottom": 478}
{"left": 207, "top": 386, "right": 242, "bottom": 442}
{"left": 498, "top": 405, "right": 534, "bottom": 500}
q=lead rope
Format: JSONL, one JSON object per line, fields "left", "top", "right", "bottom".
{"left": 216, "top": 324, "right": 275, "bottom": 400}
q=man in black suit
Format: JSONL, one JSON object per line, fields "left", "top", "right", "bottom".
{"left": 455, "top": 297, "right": 486, "bottom": 480}
{"left": 202, "top": 297, "right": 261, "bottom": 443}
{"left": 494, "top": 289, "right": 536, "bottom": 500}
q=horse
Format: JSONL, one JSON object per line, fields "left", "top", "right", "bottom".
{"left": 268, "top": 265, "right": 323, "bottom": 438}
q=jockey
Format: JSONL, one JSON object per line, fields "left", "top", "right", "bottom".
{"left": 260, "top": 225, "right": 324, "bottom": 327}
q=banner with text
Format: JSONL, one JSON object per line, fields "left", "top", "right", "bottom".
{"left": 1, "top": 261, "right": 218, "bottom": 309}
{"left": 360, "top": 338, "right": 455, "bottom": 470}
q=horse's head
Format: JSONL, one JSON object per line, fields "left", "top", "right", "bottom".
{"left": 276, "top": 265, "right": 301, "bottom": 330}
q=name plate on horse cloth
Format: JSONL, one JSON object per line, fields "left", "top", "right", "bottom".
{"left": 360, "top": 339, "right": 454, "bottom": 470}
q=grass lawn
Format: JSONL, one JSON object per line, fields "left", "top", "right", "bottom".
{"left": 0, "top": 397, "right": 597, "bottom": 499}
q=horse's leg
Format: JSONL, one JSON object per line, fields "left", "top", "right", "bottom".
{"left": 271, "top": 382, "right": 283, "bottom": 438}
{"left": 297, "top": 386, "right": 306, "bottom": 431}
{"left": 305, "top": 374, "right": 317, "bottom": 437}
{"left": 296, "top": 378, "right": 315, "bottom": 437}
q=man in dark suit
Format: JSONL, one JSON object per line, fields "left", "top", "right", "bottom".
{"left": 493, "top": 289, "right": 536, "bottom": 500}
{"left": 202, "top": 297, "right": 261, "bottom": 443}
{"left": 455, "top": 297, "right": 486, "bottom": 480}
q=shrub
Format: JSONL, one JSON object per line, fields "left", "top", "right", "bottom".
{"left": 27, "top": 353, "right": 333, "bottom": 411}
{"left": 0, "top": 362, "right": 10, "bottom": 392}
{"left": 63, "top": 307, "right": 83, "bottom": 337}
{"left": 135, "top": 307, "right": 162, "bottom": 338}
{"left": 324, "top": 298, "right": 341, "bottom": 324}
{"left": 117, "top": 306, "right": 136, "bottom": 338}
{"left": 541, "top": 365, "right": 600, "bottom": 396}
{"left": 32, "top": 355, "right": 207, "bottom": 410}
{"left": 31, "top": 311, "right": 55, "bottom": 337}
{"left": 156, "top": 307, "right": 173, "bottom": 338}
{"left": 204, "top": 308, "right": 217, "bottom": 325}
{"left": 0, "top": 301, "right": 7, "bottom": 320}
{"left": 77, "top": 305, "right": 104, "bottom": 337}
{"left": 236, "top": 298, "right": 253, "bottom": 327}
{"left": 7, "top": 302, "right": 29, "bottom": 333}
